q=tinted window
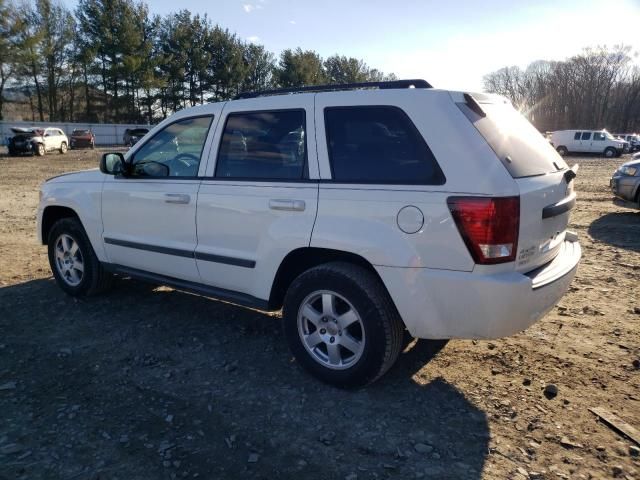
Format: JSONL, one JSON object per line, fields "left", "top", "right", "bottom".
{"left": 593, "top": 132, "right": 605, "bottom": 141}
{"left": 574, "top": 132, "right": 581, "bottom": 140}
{"left": 215, "top": 110, "right": 306, "bottom": 180}
{"left": 131, "top": 116, "right": 213, "bottom": 178}
{"left": 324, "top": 106, "right": 444, "bottom": 184}
{"left": 581, "top": 132, "right": 591, "bottom": 140}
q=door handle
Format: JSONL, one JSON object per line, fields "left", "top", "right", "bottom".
{"left": 164, "top": 193, "right": 191, "bottom": 204}
{"left": 269, "top": 199, "right": 306, "bottom": 211}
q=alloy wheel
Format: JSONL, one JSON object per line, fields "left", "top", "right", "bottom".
{"left": 54, "top": 234, "right": 84, "bottom": 287}
{"left": 297, "top": 290, "right": 366, "bottom": 370}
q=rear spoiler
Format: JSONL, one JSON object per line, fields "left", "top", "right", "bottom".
{"left": 463, "top": 94, "right": 486, "bottom": 118}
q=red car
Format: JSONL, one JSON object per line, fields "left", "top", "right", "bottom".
{"left": 70, "top": 129, "right": 95, "bottom": 149}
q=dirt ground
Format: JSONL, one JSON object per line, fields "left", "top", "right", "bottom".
{"left": 0, "top": 148, "right": 638, "bottom": 480}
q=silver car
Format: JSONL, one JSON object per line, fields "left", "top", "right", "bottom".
{"left": 610, "top": 155, "right": 640, "bottom": 209}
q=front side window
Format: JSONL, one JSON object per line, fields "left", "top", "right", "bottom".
{"left": 131, "top": 116, "right": 213, "bottom": 178}
{"left": 593, "top": 132, "right": 605, "bottom": 141}
{"left": 215, "top": 110, "right": 306, "bottom": 180}
{"left": 574, "top": 132, "right": 581, "bottom": 140}
{"left": 581, "top": 132, "right": 591, "bottom": 140}
{"left": 324, "top": 106, "right": 445, "bottom": 184}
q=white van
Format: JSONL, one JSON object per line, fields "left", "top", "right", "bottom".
{"left": 550, "top": 129, "right": 625, "bottom": 158}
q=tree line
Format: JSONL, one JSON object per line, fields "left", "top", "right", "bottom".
{"left": 0, "top": 0, "right": 396, "bottom": 123}
{"left": 483, "top": 45, "right": 640, "bottom": 133}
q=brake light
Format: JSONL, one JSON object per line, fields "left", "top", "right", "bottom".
{"left": 447, "top": 196, "right": 520, "bottom": 264}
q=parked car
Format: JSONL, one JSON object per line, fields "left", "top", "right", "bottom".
{"left": 7, "top": 127, "right": 44, "bottom": 155}
{"left": 7, "top": 127, "right": 68, "bottom": 156}
{"left": 613, "top": 135, "right": 631, "bottom": 153}
{"left": 613, "top": 133, "right": 640, "bottom": 152}
{"left": 610, "top": 158, "right": 640, "bottom": 209}
{"left": 550, "top": 129, "right": 625, "bottom": 157}
{"left": 123, "top": 128, "right": 149, "bottom": 147}
{"left": 70, "top": 129, "right": 95, "bottom": 149}
{"left": 37, "top": 80, "right": 581, "bottom": 387}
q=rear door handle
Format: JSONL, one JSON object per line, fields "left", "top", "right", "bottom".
{"left": 164, "top": 193, "right": 191, "bottom": 204}
{"left": 269, "top": 199, "right": 306, "bottom": 211}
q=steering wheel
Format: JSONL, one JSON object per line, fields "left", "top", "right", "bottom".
{"left": 168, "top": 153, "right": 199, "bottom": 176}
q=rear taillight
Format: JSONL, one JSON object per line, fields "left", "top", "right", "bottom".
{"left": 447, "top": 196, "right": 520, "bottom": 265}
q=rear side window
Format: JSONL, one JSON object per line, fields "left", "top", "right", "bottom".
{"left": 581, "top": 132, "right": 591, "bottom": 140}
{"left": 324, "top": 106, "right": 445, "bottom": 184}
{"left": 215, "top": 110, "right": 306, "bottom": 180}
{"left": 574, "top": 132, "right": 581, "bottom": 140}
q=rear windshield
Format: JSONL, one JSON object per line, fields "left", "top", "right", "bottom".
{"left": 73, "top": 129, "right": 90, "bottom": 134}
{"left": 458, "top": 95, "right": 568, "bottom": 178}
{"left": 131, "top": 129, "right": 149, "bottom": 135}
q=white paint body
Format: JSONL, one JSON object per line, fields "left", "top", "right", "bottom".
{"left": 37, "top": 88, "right": 581, "bottom": 339}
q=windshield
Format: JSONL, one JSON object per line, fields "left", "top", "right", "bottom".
{"left": 604, "top": 131, "right": 615, "bottom": 140}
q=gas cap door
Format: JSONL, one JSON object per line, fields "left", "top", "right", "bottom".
{"left": 396, "top": 205, "right": 424, "bottom": 234}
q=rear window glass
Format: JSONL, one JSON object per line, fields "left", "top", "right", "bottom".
{"left": 582, "top": 132, "right": 591, "bottom": 140}
{"left": 215, "top": 110, "right": 306, "bottom": 180}
{"left": 574, "top": 132, "right": 581, "bottom": 140}
{"left": 458, "top": 97, "right": 568, "bottom": 178}
{"left": 324, "top": 106, "right": 445, "bottom": 184}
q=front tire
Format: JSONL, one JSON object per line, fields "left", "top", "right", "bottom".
{"left": 60, "top": 142, "right": 67, "bottom": 154}
{"left": 604, "top": 147, "right": 616, "bottom": 158}
{"left": 47, "top": 217, "right": 113, "bottom": 296}
{"left": 556, "top": 146, "right": 568, "bottom": 156}
{"left": 283, "top": 262, "right": 404, "bottom": 388}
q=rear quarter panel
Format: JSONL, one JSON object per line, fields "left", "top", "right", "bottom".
{"left": 312, "top": 89, "right": 517, "bottom": 269}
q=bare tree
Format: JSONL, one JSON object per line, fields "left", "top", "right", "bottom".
{"left": 484, "top": 46, "right": 639, "bottom": 132}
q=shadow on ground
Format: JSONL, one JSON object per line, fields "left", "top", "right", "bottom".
{"left": 0, "top": 278, "right": 488, "bottom": 479}
{"left": 588, "top": 211, "right": 640, "bottom": 253}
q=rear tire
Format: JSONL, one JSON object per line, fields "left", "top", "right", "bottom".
{"left": 604, "top": 147, "right": 616, "bottom": 158}
{"left": 283, "top": 262, "right": 404, "bottom": 388}
{"left": 47, "top": 217, "right": 113, "bottom": 297}
{"left": 60, "top": 142, "right": 67, "bottom": 154}
{"left": 35, "top": 143, "right": 45, "bottom": 156}
{"left": 556, "top": 146, "right": 568, "bottom": 156}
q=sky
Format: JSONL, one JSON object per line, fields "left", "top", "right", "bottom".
{"left": 73, "top": 0, "right": 640, "bottom": 91}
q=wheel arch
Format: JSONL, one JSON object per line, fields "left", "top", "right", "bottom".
{"left": 41, "top": 205, "right": 81, "bottom": 245}
{"left": 268, "top": 247, "right": 390, "bottom": 311}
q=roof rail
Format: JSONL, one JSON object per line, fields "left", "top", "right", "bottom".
{"left": 233, "top": 79, "right": 432, "bottom": 100}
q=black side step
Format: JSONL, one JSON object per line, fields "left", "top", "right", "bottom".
{"left": 103, "top": 263, "right": 271, "bottom": 311}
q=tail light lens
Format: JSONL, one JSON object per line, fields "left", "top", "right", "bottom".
{"left": 447, "top": 196, "right": 520, "bottom": 264}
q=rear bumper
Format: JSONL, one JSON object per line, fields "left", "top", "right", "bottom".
{"left": 70, "top": 139, "right": 94, "bottom": 148}
{"left": 377, "top": 235, "right": 581, "bottom": 339}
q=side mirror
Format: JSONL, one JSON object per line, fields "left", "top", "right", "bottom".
{"left": 100, "top": 152, "right": 127, "bottom": 175}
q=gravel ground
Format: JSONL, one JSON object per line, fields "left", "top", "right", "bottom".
{"left": 0, "top": 149, "right": 639, "bottom": 480}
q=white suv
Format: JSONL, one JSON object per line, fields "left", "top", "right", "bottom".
{"left": 37, "top": 80, "right": 581, "bottom": 387}
{"left": 35, "top": 127, "right": 69, "bottom": 156}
